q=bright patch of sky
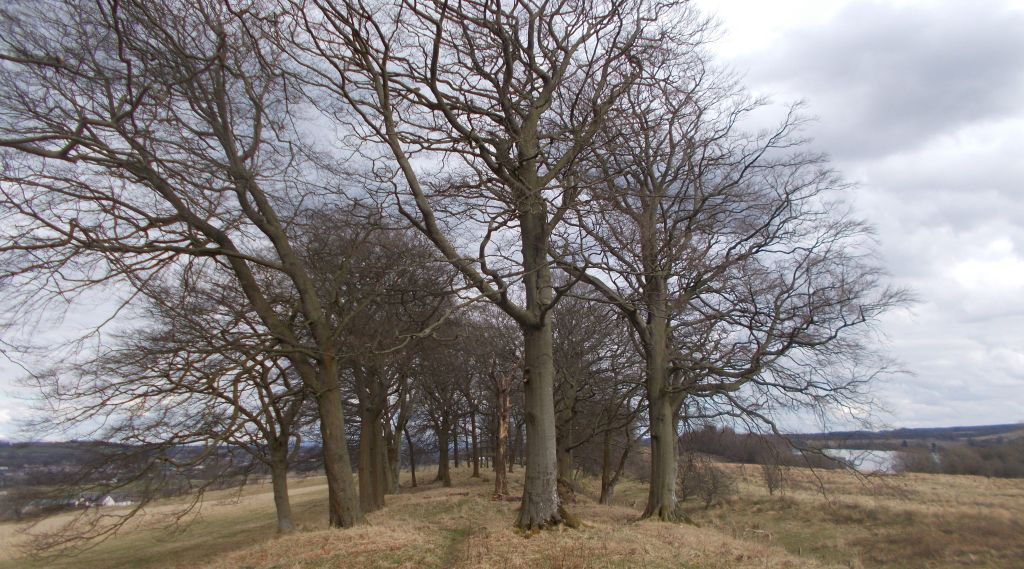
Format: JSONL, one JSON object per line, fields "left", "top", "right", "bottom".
{"left": 697, "top": 0, "right": 1024, "bottom": 428}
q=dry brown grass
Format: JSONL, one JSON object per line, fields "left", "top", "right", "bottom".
{"left": 681, "top": 464, "right": 1024, "bottom": 569}
{"left": 201, "top": 470, "right": 827, "bottom": 569}
{"left": 2, "top": 464, "right": 1022, "bottom": 569}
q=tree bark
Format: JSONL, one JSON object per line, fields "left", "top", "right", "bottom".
{"left": 555, "top": 377, "right": 577, "bottom": 492}
{"left": 315, "top": 380, "right": 363, "bottom": 528}
{"left": 599, "top": 427, "right": 633, "bottom": 506}
{"left": 641, "top": 316, "right": 680, "bottom": 521}
{"left": 405, "top": 426, "right": 417, "bottom": 488}
{"left": 556, "top": 445, "right": 574, "bottom": 485}
{"left": 470, "top": 410, "right": 480, "bottom": 478}
{"left": 493, "top": 380, "right": 511, "bottom": 499}
{"left": 643, "top": 393, "right": 678, "bottom": 520}
{"left": 384, "top": 418, "right": 400, "bottom": 495}
{"left": 358, "top": 405, "right": 387, "bottom": 513}
{"left": 452, "top": 421, "right": 460, "bottom": 469}
{"left": 435, "top": 423, "right": 452, "bottom": 487}
{"left": 599, "top": 428, "right": 615, "bottom": 505}
{"left": 269, "top": 445, "right": 295, "bottom": 533}
{"left": 516, "top": 322, "right": 564, "bottom": 528}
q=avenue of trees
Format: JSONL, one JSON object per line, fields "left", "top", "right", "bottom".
{"left": 0, "top": 0, "right": 906, "bottom": 547}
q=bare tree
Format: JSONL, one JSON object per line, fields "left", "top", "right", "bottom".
{"left": 95, "top": 277, "right": 312, "bottom": 534}
{"left": 0, "top": 0, "right": 369, "bottom": 526}
{"left": 282, "top": 0, "right": 682, "bottom": 529}
{"left": 297, "top": 207, "right": 456, "bottom": 512}
{"left": 560, "top": 27, "right": 909, "bottom": 519}
{"left": 551, "top": 290, "right": 643, "bottom": 498}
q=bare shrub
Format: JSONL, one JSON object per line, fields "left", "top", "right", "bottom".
{"left": 761, "top": 462, "right": 784, "bottom": 496}
{"left": 677, "top": 453, "right": 737, "bottom": 510}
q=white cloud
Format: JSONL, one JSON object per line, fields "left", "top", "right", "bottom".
{"left": 696, "top": 0, "right": 1024, "bottom": 428}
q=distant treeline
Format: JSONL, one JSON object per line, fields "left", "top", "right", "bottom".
{"left": 680, "top": 426, "right": 840, "bottom": 469}
{"left": 799, "top": 423, "right": 1024, "bottom": 443}
{"left": 897, "top": 438, "right": 1024, "bottom": 478}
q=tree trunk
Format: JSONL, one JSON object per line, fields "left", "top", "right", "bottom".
{"left": 269, "top": 445, "right": 295, "bottom": 533}
{"left": 358, "top": 405, "right": 387, "bottom": 513}
{"left": 315, "top": 382, "right": 362, "bottom": 528}
{"left": 599, "top": 428, "right": 615, "bottom": 505}
{"left": 435, "top": 423, "right": 452, "bottom": 487}
{"left": 516, "top": 322, "right": 565, "bottom": 529}
{"left": 470, "top": 410, "right": 481, "bottom": 478}
{"left": 599, "top": 426, "right": 633, "bottom": 506}
{"left": 385, "top": 418, "right": 400, "bottom": 495}
{"left": 641, "top": 322, "right": 679, "bottom": 521}
{"left": 556, "top": 446, "right": 574, "bottom": 484}
{"left": 405, "top": 426, "right": 417, "bottom": 488}
{"left": 379, "top": 418, "right": 394, "bottom": 495}
{"left": 493, "top": 381, "right": 511, "bottom": 499}
{"left": 452, "top": 421, "right": 460, "bottom": 469}
{"left": 555, "top": 375, "right": 577, "bottom": 489}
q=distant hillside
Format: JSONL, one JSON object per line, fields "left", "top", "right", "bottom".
{"left": 0, "top": 441, "right": 125, "bottom": 468}
{"left": 796, "top": 423, "right": 1024, "bottom": 447}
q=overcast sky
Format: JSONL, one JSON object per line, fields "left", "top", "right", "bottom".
{"left": 694, "top": 0, "right": 1024, "bottom": 428}
{"left": 2, "top": 0, "right": 1024, "bottom": 437}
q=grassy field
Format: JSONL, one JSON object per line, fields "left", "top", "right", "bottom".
{"left": 2, "top": 464, "right": 1022, "bottom": 569}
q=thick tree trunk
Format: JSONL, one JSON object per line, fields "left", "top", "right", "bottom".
{"left": 269, "top": 446, "right": 295, "bottom": 533}
{"left": 556, "top": 446, "right": 574, "bottom": 484}
{"left": 493, "top": 382, "right": 510, "bottom": 499}
{"left": 358, "top": 406, "right": 387, "bottom": 513}
{"left": 435, "top": 423, "right": 452, "bottom": 487}
{"left": 643, "top": 393, "right": 678, "bottom": 520}
{"left": 315, "top": 383, "right": 362, "bottom": 528}
{"left": 641, "top": 319, "right": 680, "bottom": 521}
{"left": 405, "top": 426, "right": 417, "bottom": 488}
{"left": 516, "top": 322, "right": 565, "bottom": 529}
{"left": 470, "top": 410, "right": 480, "bottom": 478}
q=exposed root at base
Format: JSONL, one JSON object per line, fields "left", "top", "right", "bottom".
{"left": 638, "top": 509, "right": 698, "bottom": 526}
{"left": 515, "top": 506, "right": 581, "bottom": 535}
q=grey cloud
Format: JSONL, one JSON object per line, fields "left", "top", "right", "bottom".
{"left": 739, "top": 1, "right": 1024, "bottom": 160}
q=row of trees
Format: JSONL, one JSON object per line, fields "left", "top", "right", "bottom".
{"left": 0, "top": 0, "right": 905, "bottom": 545}
{"left": 897, "top": 440, "right": 1024, "bottom": 478}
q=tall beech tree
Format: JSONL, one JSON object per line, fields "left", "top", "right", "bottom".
{"left": 0, "top": 0, "right": 364, "bottom": 527}
{"left": 288, "top": 0, "right": 682, "bottom": 529}
{"left": 561, "top": 43, "right": 908, "bottom": 519}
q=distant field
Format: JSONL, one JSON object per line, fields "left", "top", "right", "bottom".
{"left": 2, "top": 464, "right": 1022, "bottom": 569}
